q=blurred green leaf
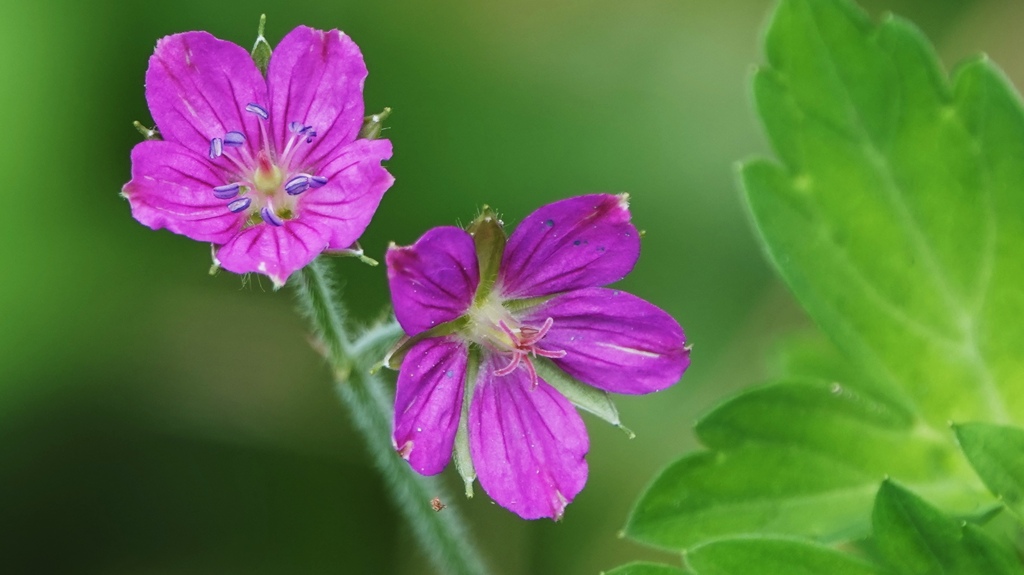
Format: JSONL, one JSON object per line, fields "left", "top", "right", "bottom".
{"left": 685, "top": 537, "right": 883, "bottom": 575}
{"left": 955, "top": 423, "right": 1024, "bottom": 523}
{"left": 744, "top": 0, "right": 1024, "bottom": 424}
{"left": 626, "top": 0, "right": 1024, "bottom": 553}
{"left": 601, "top": 561, "right": 689, "bottom": 575}
{"left": 872, "top": 480, "right": 1024, "bottom": 575}
{"left": 626, "top": 379, "right": 986, "bottom": 549}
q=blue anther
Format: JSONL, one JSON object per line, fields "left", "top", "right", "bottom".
{"left": 208, "top": 137, "right": 223, "bottom": 159}
{"left": 305, "top": 130, "right": 317, "bottom": 144}
{"left": 261, "top": 207, "right": 284, "bottom": 226}
{"left": 309, "top": 175, "right": 328, "bottom": 188}
{"left": 213, "top": 183, "right": 241, "bottom": 199}
{"left": 284, "top": 175, "right": 310, "bottom": 195}
{"left": 227, "top": 197, "right": 251, "bottom": 213}
{"left": 224, "top": 131, "right": 245, "bottom": 147}
{"left": 245, "top": 103, "right": 269, "bottom": 120}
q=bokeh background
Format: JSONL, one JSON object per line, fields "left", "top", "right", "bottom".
{"left": 1, "top": 0, "right": 1018, "bottom": 572}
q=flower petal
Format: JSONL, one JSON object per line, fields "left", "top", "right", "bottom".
{"left": 299, "top": 139, "right": 394, "bottom": 250}
{"left": 386, "top": 227, "right": 479, "bottom": 335}
{"left": 267, "top": 26, "right": 367, "bottom": 170}
{"left": 393, "top": 337, "right": 468, "bottom": 475}
{"left": 146, "top": 31, "right": 266, "bottom": 157}
{"left": 214, "top": 219, "right": 329, "bottom": 288}
{"left": 122, "top": 140, "right": 243, "bottom": 244}
{"left": 499, "top": 194, "right": 640, "bottom": 299}
{"left": 523, "top": 287, "right": 689, "bottom": 394}
{"left": 469, "top": 354, "right": 589, "bottom": 520}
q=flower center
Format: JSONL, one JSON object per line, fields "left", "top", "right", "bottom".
{"left": 204, "top": 103, "right": 329, "bottom": 228}
{"left": 465, "top": 296, "right": 566, "bottom": 388}
{"left": 253, "top": 150, "right": 283, "bottom": 194}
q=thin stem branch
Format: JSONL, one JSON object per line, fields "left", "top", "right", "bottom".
{"left": 294, "top": 258, "right": 489, "bottom": 575}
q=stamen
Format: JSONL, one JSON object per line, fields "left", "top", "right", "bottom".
{"left": 305, "top": 130, "right": 317, "bottom": 144}
{"left": 289, "top": 121, "right": 312, "bottom": 134}
{"left": 213, "top": 183, "right": 241, "bottom": 199}
{"left": 519, "top": 317, "right": 554, "bottom": 346}
{"left": 491, "top": 317, "right": 564, "bottom": 387}
{"left": 261, "top": 206, "right": 284, "bottom": 226}
{"left": 494, "top": 353, "right": 522, "bottom": 377}
{"left": 536, "top": 348, "right": 567, "bottom": 359}
{"left": 208, "top": 137, "right": 223, "bottom": 159}
{"left": 522, "top": 355, "right": 539, "bottom": 389}
{"left": 228, "top": 197, "right": 251, "bottom": 213}
{"left": 224, "top": 131, "right": 245, "bottom": 147}
{"left": 284, "top": 175, "right": 310, "bottom": 195}
{"left": 498, "top": 320, "right": 518, "bottom": 341}
{"left": 309, "top": 175, "right": 328, "bottom": 188}
{"left": 245, "top": 103, "right": 269, "bottom": 120}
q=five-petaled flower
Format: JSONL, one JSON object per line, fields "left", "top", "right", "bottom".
{"left": 122, "top": 26, "right": 393, "bottom": 287}
{"left": 386, "top": 194, "right": 690, "bottom": 520}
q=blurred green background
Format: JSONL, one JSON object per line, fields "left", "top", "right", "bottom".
{"left": 1, "top": 0, "right": 1015, "bottom": 572}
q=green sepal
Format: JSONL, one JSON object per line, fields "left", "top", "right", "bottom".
{"left": 323, "top": 242, "right": 379, "bottom": 266}
{"left": 504, "top": 294, "right": 556, "bottom": 313}
{"left": 453, "top": 347, "right": 480, "bottom": 497}
{"left": 467, "top": 206, "right": 507, "bottom": 303}
{"left": 382, "top": 316, "right": 469, "bottom": 370}
{"left": 133, "top": 120, "right": 160, "bottom": 141}
{"left": 534, "top": 357, "right": 634, "bottom": 438}
{"left": 358, "top": 107, "right": 392, "bottom": 140}
{"left": 251, "top": 14, "right": 271, "bottom": 77}
{"left": 208, "top": 243, "right": 220, "bottom": 275}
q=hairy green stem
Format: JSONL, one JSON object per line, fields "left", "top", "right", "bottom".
{"left": 294, "top": 258, "right": 489, "bottom": 575}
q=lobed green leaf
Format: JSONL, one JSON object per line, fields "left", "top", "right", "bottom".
{"left": 626, "top": 0, "right": 1024, "bottom": 552}
{"left": 626, "top": 378, "right": 987, "bottom": 549}
{"left": 955, "top": 423, "right": 1024, "bottom": 524}
{"left": 744, "top": 0, "right": 1024, "bottom": 427}
{"left": 872, "top": 480, "right": 1024, "bottom": 575}
{"left": 686, "top": 536, "right": 883, "bottom": 575}
{"left": 601, "top": 561, "right": 690, "bottom": 575}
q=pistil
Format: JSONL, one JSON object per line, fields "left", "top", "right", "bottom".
{"left": 253, "top": 150, "right": 283, "bottom": 194}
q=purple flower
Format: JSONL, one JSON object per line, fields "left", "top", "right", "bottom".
{"left": 386, "top": 194, "right": 690, "bottom": 520}
{"left": 122, "top": 26, "right": 394, "bottom": 287}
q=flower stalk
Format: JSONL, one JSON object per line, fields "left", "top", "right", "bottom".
{"left": 293, "top": 257, "right": 490, "bottom": 575}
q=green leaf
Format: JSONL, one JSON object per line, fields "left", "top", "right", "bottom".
{"left": 601, "top": 562, "right": 689, "bottom": 575}
{"left": 872, "top": 480, "right": 1024, "bottom": 575}
{"left": 743, "top": 0, "right": 1024, "bottom": 426}
{"left": 625, "top": 379, "right": 987, "bottom": 550}
{"left": 955, "top": 423, "right": 1024, "bottom": 523}
{"left": 625, "top": 0, "right": 1023, "bottom": 552}
{"left": 686, "top": 537, "right": 883, "bottom": 575}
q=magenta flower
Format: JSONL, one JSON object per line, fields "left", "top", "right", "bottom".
{"left": 122, "top": 26, "right": 393, "bottom": 287}
{"left": 386, "top": 194, "right": 690, "bottom": 520}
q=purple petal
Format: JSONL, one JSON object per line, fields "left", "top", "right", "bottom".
{"left": 146, "top": 31, "right": 266, "bottom": 158}
{"left": 122, "top": 140, "right": 243, "bottom": 244}
{"left": 214, "top": 218, "right": 329, "bottom": 288}
{"left": 499, "top": 194, "right": 641, "bottom": 299}
{"left": 393, "top": 337, "right": 468, "bottom": 475}
{"left": 386, "top": 226, "right": 479, "bottom": 335}
{"left": 267, "top": 26, "right": 367, "bottom": 170}
{"left": 522, "top": 287, "right": 689, "bottom": 394}
{"left": 469, "top": 354, "right": 589, "bottom": 520}
{"left": 298, "top": 138, "right": 394, "bottom": 250}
